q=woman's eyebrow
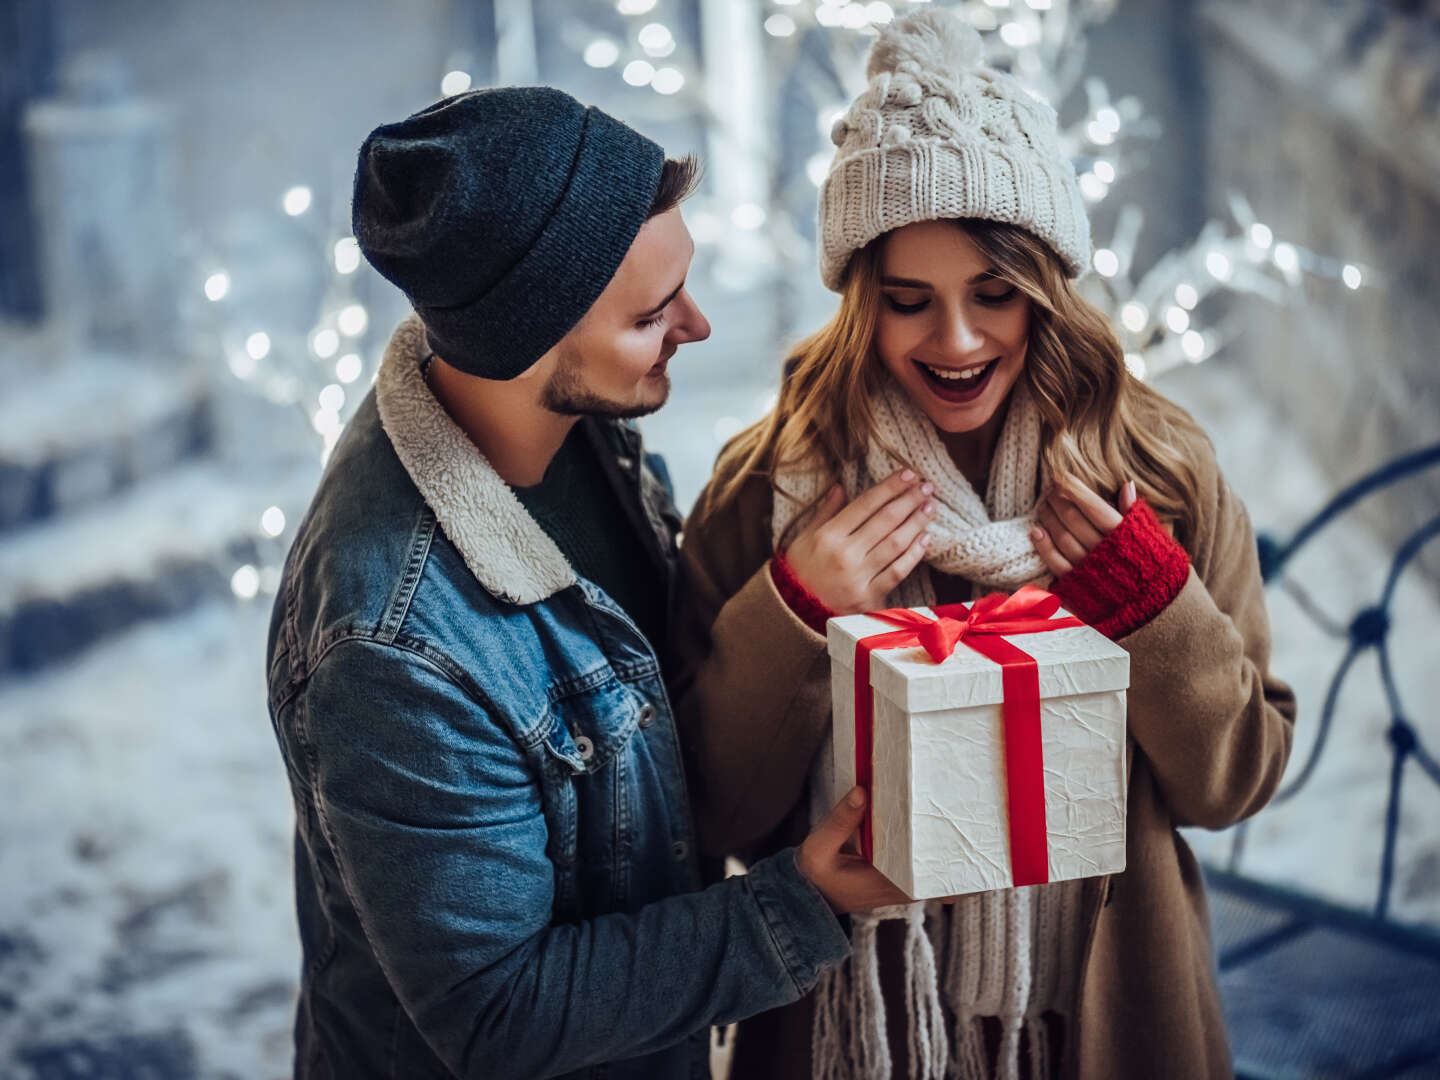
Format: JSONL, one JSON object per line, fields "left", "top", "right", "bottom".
{"left": 879, "top": 269, "right": 999, "bottom": 289}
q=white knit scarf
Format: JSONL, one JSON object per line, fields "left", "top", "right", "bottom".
{"left": 772, "top": 377, "right": 1079, "bottom": 1080}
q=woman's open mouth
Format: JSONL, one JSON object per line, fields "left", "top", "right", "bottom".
{"left": 913, "top": 358, "right": 999, "bottom": 404}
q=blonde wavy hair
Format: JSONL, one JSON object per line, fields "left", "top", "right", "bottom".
{"left": 716, "top": 219, "right": 1205, "bottom": 549}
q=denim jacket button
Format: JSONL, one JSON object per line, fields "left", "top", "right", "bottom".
{"left": 575, "top": 735, "right": 595, "bottom": 762}
{"left": 638, "top": 703, "right": 656, "bottom": 728}
{"left": 672, "top": 840, "right": 688, "bottom": 860}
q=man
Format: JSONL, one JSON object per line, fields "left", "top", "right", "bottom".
{"left": 265, "top": 87, "right": 900, "bottom": 1080}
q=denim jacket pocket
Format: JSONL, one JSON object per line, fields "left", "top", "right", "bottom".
{"left": 541, "top": 670, "right": 647, "bottom": 776}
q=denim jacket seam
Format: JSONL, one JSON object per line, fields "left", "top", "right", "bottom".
{"left": 743, "top": 871, "right": 807, "bottom": 997}
{"left": 378, "top": 507, "right": 437, "bottom": 645}
{"left": 290, "top": 697, "right": 342, "bottom": 985}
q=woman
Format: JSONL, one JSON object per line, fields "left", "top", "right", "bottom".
{"left": 670, "top": 10, "right": 1296, "bottom": 1080}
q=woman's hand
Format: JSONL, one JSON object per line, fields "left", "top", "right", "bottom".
{"left": 1030, "top": 474, "right": 1137, "bottom": 577}
{"left": 784, "top": 470, "right": 935, "bottom": 614}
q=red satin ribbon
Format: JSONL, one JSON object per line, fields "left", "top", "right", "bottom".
{"left": 850, "top": 584, "right": 1082, "bottom": 887}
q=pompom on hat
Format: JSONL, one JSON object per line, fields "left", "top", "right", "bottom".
{"left": 818, "top": 8, "right": 1091, "bottom": 290}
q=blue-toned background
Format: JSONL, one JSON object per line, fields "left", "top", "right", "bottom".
{"left": 2, "top": 1, "right": 1438, "bottom": 1076}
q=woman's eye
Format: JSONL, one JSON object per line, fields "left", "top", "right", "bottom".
{"left": 884, "top": 295, "right": 929, "bottom": 314}
{"left": 637, "top": 312, "right": 667, "bottom": 329}
{"left": 976, "top": 287, "right": 1019, "bottom": 306}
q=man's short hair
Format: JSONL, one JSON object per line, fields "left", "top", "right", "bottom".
{"left": 648, "top": 155, "right": 701, "bottom": 219}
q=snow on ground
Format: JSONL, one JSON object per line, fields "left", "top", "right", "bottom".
{"left": 0, "top": 601, "right": 295, "bottom": 1078}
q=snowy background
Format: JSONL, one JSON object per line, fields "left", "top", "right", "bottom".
{"left": 2, "top": 0, "right": 1438, "bottom": 1077}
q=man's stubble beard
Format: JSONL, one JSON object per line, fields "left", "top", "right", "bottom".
{"left": 540, "top": 344, "right": 670, "bottom": 420}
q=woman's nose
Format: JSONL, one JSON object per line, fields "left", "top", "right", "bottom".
{"left": 935, "top": 307, "right": 985, "bottom": 356}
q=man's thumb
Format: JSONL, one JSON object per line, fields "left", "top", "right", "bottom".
{"left": 817, "top": 786, "right": 867, "bottom": 849}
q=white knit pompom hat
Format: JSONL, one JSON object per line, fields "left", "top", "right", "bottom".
{"left": 819, "top": 8, "right": 1091, "bottom": 290}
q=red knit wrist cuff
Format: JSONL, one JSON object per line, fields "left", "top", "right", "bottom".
{"left": 1050, "top": 497, "right": 1190, "bottom": 640}
{"left": 770, "top": 550, "right": 835, "bottom": 635}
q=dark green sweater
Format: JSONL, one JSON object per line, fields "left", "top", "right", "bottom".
{"left": 513, "top": 425, "right": 667, "bottom": 649}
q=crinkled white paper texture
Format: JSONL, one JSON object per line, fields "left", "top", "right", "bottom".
{"left": 830, "top": 606, "right": 1129, "bottom": 899}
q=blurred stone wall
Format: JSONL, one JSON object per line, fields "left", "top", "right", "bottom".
{"left": 1199, "top": 0, "right": 1440, "bottom": 579}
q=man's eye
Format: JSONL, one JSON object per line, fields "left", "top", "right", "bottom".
{"left": 884, "top": 296, "right": 928, "bottom": 315}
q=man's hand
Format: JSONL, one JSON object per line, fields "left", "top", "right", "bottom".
{"left": 796, "top": 787, "right": 912, "bottom": 913}
{"left": 784, "top": 470, "right": 934, "bottom": 614}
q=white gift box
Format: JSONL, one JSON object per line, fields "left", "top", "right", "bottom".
{"left": 828, "top": 599, "right": 1130, "bottom": 900}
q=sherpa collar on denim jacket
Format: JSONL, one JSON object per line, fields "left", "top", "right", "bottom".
{"left": 375, "top": 315, "right": 577, "bottom": 605}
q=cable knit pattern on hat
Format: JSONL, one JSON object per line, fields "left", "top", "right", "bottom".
{"left": 819, "top": 9, "right": 1090, "bottom": 289}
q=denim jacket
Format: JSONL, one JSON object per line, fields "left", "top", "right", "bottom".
{"left": 265, "top": 318, "right": 848, "bottom": 1080}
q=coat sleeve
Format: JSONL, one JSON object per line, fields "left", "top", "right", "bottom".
{"left": 668, "top": 463, "right": 835, "bottom": 859}
{"left": 298, "top": 638, "right": 848, "bottom": 1080}
{"left": 1118, "top": 451, "right": 1298, "bottom": 829}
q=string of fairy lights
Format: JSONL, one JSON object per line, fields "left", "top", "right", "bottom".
{"left": 207, "top": 0, "right": 1363, "bottom": 600}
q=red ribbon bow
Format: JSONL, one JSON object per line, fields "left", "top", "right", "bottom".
{"left": 850, "top": 584, "right": 1082, "bottom": 888}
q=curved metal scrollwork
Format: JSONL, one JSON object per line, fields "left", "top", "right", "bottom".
{"left": 1228, "top": 442, "right": 1440, "bottom": 919}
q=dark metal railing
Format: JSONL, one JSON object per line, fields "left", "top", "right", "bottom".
{"left": 1227, "top": 442, "right": 1440, "bottom": 920}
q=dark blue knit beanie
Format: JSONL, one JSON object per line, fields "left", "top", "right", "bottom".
{"left": 353, "top": 87, "right": 664, "bottom": 379}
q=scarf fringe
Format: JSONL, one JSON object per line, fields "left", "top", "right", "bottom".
{"left": 906, "top": 905, "right": 949, "bottom": 1080}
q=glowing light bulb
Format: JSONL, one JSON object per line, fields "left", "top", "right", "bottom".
{"left": 337, "top": 304, "right": 368, "bottom": 337}
{"left": 282, "top": 186, "right": 312, "bottom": 216}
{"left": 204, "top": 272, "right": 230, "bottom": 301}
{"left": 765, "top": 13, "right": 797, "bottom": 35}
{"left": 1181, "top": 330, "right": 1205, "bottom": 360}
{"left": 333, "top": 237, "right": 361, "bottom": 274}
{"left": 231, "top": 564, "right": 260, "bottom": 599}
{"left": 623, "top": 60, "right": 655, "bottom": 86}
{"left": 651, "top": 67, "right": 684, "bottom": 95}
{"left": 584, "top": 39, "right": 620, "bottom": 67}
{"left": 246, "top": 332, "right": 271, "bottom": 360}
{"left": 1091, "top": 249, "right": 1119, "bottom": 277}
{"left": 731, "top": 203, "right": 766, "bottom": 230}
{"left": 617, "top": 0, "right": 656, "bottom": 14}
{"left": 1120, "top": 302, "right": 1148, "bottom": 333}
{"left": 260, "top": 506, "right": 286, "bottom": 537}
{"left": 441, "top": 70, "right": 472, "bottom": 96}
{"left": 311, "top": 328, "right": 340, "bottom": 359}
{"left": 1342, "top": 263, "right": 1362, "bottom": 290}
{"left": 1249, "top": 223, "right": 1273, "bottom": 249}
{"left": 1079, "top": 173, "right": 1109, "bottom": 201}
{"left": 1205, "top": 251, "right": 1233, "bottom": 281}
{"left": 1174, "top": 283, "right": 1198, "bottom": 310}
{"left": 335, "top": 353, "right": 363, "bottom": 384}
{"left": 1164, "top": 306, "right": 1190, "bottom": 334}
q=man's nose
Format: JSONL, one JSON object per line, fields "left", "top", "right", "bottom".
{"left": 669, "top": 290, "right": 711, "bottom": 345}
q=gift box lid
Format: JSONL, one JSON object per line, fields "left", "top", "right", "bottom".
{"left": 827, "top": 605, "right": 1130, "bottom": 712}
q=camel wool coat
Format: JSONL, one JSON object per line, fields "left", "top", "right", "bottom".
{"left": 668, "top": 408, "right": 1297, "bottom": 1080}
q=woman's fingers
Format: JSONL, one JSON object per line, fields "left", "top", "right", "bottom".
{"left": 1119, "top": 480, "right": 1137, "bottom": 514}
{"left": 1044, "top": 491, "right": 1105, "bottom": 551}
{"left": 854, "top": 482, "right": 932, "bottom": 556}
{"left": 829, "top": 469, "right": 921, "bottom": 537}
{"left": 1053, "top": 473, "right": 1124, "bottom": 534}
{"left": 864, "top": 498, "right": 933, "bottom": 572}
{"left": 1035, "top": 500, "right": 1089, "bottom": 565}
{"left": 870, "top": 530, "right": 932, "bottom": 600}
{"left": 1030, "top": 523, "right": 1073, "bottom": 577}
